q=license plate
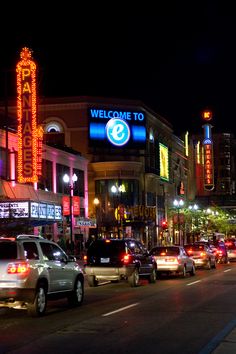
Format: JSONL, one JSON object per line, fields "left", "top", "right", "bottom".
{"left": 100, "top": 257, "right": 110, "bottom": 263}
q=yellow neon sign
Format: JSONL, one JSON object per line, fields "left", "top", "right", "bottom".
{"left": 16, "top": 47, "right": 38, "bottom": 183}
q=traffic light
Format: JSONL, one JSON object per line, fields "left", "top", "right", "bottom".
{"left": 161, "top": 220, "right": 168, "bottom": 229}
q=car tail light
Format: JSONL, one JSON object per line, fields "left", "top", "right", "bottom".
{"left": 187, "top": 249, "right": 193, "bottom": 255}
{"left": 7, "top": 262, "right": 30, "bottom": 275}
{"left": 83, "top": 255, "right": 87, "bottom": 262}
{"left": 122, "top": 253, "right": 131, "bottom": 264}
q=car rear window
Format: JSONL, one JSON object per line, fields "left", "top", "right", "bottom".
{"left": 87, "top": 240, "right": 125, "bottom": 257}
{"left": 185, "top": 245, "right": 205, "bottom": 251}
{"left": 0, "top": 241, "right": 18, "bottom": 259}
{"left": 151, "top": 247, "right": 180, "bottom": 256}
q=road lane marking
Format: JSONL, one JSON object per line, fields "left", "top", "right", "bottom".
{"left": 224, "top": 268, "right": 232, "bottom": 272}
{"left": 186, "top": 280, "right": 202, "bottom": 286}
{"left": 102, "top": 303, "right": 139, "bottom": 317}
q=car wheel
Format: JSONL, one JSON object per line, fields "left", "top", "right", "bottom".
{"left": 190, "top": 264, "right": 196, "bottom": 276}
{"left": 128, "top": 268, "right": 140, "bottom": 287}
{"left": 149, "top": 268, "right": 156, "bottom": 283}
{"left": 88, "top": 275, "right": 98, "bottom": 287}
{"left": 182, "top": 266, "right": 187, "bottom": 278}
{"left": 68, "top": 276, "right": 84, "bottom": 306}
{"left": 27, "top": 283, "right": 47, "bottom": 317}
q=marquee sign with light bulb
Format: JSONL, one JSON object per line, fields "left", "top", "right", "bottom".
{"left": 16, "top": 47, "right": 38, "bottom": 183}
{"left": 202, "top": 111, "right": 214, "bottom": 191}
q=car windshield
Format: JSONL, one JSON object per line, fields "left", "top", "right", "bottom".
{"left": 0, "top": 241, "right": 17, "bottom": 259}
{"left": 151, "top": 247, "right": 180, "bottom": 256}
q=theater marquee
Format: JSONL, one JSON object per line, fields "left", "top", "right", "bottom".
{"left": 16, "top": 47, "right": 38, "bottom": 183}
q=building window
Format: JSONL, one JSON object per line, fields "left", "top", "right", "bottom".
{"left": 38, "top": 160, "right": 53, "bottom": 191}
{"left": 56, "top": 163, "right": 70, "bottom": 194}
{"left": 0, "top": 147, "right": 9, "bottom": 180}
{"left": 73, "top": 168, "right": 84, "bottom": 197}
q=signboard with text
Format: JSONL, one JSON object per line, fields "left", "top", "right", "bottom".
{"left": 0, "top": 200, "right": 62, "bottom": 221}
{"left": 88, "top": 107, "right": 146, "bottom": 149}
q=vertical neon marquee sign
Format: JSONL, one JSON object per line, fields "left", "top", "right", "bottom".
{"left": 16, "top": 47, "right": 38, "bottom": 183}
{"left": 202, "top": 111, "right": 214, "bottom": 191}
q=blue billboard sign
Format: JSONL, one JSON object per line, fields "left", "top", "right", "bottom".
{"left": 88, "top": 108, "right": 146, "bottom": 148}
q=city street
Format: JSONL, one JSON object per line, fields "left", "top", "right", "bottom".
{"left": 1, "top": 263, "right": 236, "bottom": 353}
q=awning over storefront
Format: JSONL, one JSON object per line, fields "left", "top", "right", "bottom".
{"left": 0, "top": 180, "right": 62, "bottom": 204}
{"left": 0, "top": 218, "right": 56, "bottom": 230}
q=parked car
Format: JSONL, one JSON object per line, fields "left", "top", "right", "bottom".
{"left": 0, "top": 235, "right": 84, "bottom": 317}
{"left": 149, "top": 245, "right": 196, "bottom": 278}
{"left": 184, "top": 243, "right": 216, "bottom": 269}
{"left": 84, "top": 238, "right": 157, "bottom": 287}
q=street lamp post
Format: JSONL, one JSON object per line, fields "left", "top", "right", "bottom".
{"left": 111, "top": 184, "right": 125, "bottom": 238}
{"left": 188, "top": 204, "right": 199, "bottom": 242}
{"left": 93, "top": 198, "right": 100, "bottom": 237}
{"left": 173, "top": 199, "right": 184, "bottom": 245}
{"left": 63, "top": 173, "right": 78, "bottom": 253}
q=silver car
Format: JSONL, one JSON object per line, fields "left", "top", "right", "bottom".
{"left": 149, "top": 245, "right": 196, "bottom": 277}
{"left": 0, "top": 235, "right": 84, "bottom": 316}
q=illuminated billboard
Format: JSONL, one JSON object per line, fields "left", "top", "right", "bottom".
{"left": 203, "top": 124, "right": 214, "bottom": 191}
{"left": 16, "top": 47, "right": 38, "bottom": 183}
{"left": 159, "top": 143, "right": 169, "bottom": 181}
{"left": 203, "top": 142, "right": 214, "bottom": 190}
{"left": 88, "top": 108, "right": 146, "bottom": 148}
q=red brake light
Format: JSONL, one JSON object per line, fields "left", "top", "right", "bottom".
{"left": 122, "top": 254, "right": 130, "bottom": 264}
{"left": 83, "top": 255, "right": 87, "bottom": 262}
{"left": 7, "top": 262, "right": 30, "bottom": 274}
{"left": 160, "top": 252, "right": 166, "bottom": 256}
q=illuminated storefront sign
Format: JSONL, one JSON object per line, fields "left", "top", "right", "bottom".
{"left": 62, "top": 196, "right": 70, "bottom": 216}
{"left": 159, "top": 143, "right": 169, "bottom": 181}
{"left": 37, "top": 125, "right": 44, "bottom": 176}
{"left": 16, "top": 47, "right": 38, "bottom": 183}
{"left": 62, "top": 196, "right": 80, "bottom": 216}
{"left": 203, "top": 143, "right": 214, "bottom": 190}
{"left": 73, "top": 196, "right": 80, "bottom": 216}
{"left": 126, "top": 206, "right": 156, "bottom": 221}
{"left": 88, "top": 108, "right": 146, "bottom": 148}
{"left": 202, "top": 110, "right": 212, "bottom": 121}
{"left": 0, "top": 201, "right": 62, "bottom": 221}
{"left": 203, "top": 122, "right": 214, "bottom": 191}
{"left": 0, "top": 202, "right": 29, "bottom": 218}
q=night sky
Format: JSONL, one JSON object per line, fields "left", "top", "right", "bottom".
{"left": 1, "top": 3, "right": 236, "bottom": 137}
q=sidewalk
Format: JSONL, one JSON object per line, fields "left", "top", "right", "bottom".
{"left": 199, "top": 320, "right": 236, "bottom": 354}
{"left": 210, "top": 327, "right": 236, "bottom": 354}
